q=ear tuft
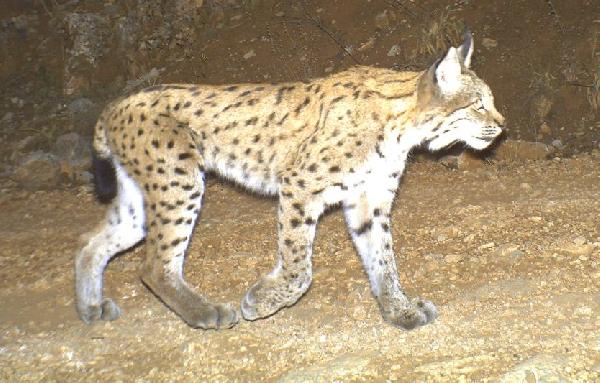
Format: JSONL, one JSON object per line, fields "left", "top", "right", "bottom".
{"left": 457, "top": 28, "right": 474, "bottom": 68}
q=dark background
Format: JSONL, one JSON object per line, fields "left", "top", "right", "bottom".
{"left": 1, "top": 0, "right": 599, "bottom": 183}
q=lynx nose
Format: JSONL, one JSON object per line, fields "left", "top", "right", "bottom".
{"left": 492, "top": 110, "right": 505, "bottom": 129}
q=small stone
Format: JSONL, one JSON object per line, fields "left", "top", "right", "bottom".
{"left": 444, "top": 254, "right": 464, "bottom": 263}
{"left": 539, "top": 122, "right": 552, "bottom": 136}
{"left": 1, "top": 112, "right": 14, "bottom": 123}
{"left": 463, "top": 234, "right": 475, "bottom": 243}
{"left": 53, "top": 132, "right": 92, "bottom": 184}
{"left": 439, "top": 155, "right": 458, "bottom": 169}
{"left": 551, "top": 139, "right": 563, "bottom": 149}
{"left": 520, "top": 182, "right": 532, "bottom": 191}
{"left": 573, "top": 236, "right": 586, "bottom": 246}
{"left": 574, "top": 306, "right": 592, "bottom": 317}
{"left": 11, "top": 151, "right": 61, "bottom": 190}
{"left": 478, "top": 242, "right": 495, "bottom": 250}
{"left": 425, "top": 260, "right": 440, "bottom": 271}
{"left": 387, "top": 44, "right": 401, "bottom": 57}
{"left": 67, "top": 97, "right": 100, "bottom": 128}
{"left": 243, "top": 49, "right": 256, "bottom": 59}
{"left": 10, "top": 97, "right": 25, "bottom": 108}
{"left": 357, "top": 37, "right": 375, "bottom": 52}
{"left": 481, "top": 37, "right": 498, "bottom": 49}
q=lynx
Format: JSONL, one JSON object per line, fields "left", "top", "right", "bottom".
{"left": 75, "top": 31, "right": 504, "bottom": 330}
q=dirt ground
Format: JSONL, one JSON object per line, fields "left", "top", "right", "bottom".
{"left": 1, "top": 154, "right": 599, "bottom": 382}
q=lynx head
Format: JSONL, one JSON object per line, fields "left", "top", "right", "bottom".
{"left": 416, "top": 30, "right": 504, "bottom": 151}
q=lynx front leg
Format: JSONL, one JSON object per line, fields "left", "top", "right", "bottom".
{"left": 343, "top": 192, "right": 437, "bottom": 330}
{"left": 241, "top": 191, "right": 323, "bottom": 320}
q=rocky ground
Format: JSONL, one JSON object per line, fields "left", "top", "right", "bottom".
{"left": 1, "top": 153, "right": 599, "bottom": 382}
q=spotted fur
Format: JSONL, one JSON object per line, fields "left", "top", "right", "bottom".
{"left": 75, "top": 31, "right": 504, "bottom": 330}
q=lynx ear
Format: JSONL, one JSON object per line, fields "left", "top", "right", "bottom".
{"left": 434, "top": 47, "right": 462, "bottom": 94}
{"left": 457, "top": 29, "right": 473, "bottom": 68}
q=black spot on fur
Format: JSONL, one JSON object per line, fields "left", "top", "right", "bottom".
{"left": 354, "top": 220, "right": 373, "bottom": 235}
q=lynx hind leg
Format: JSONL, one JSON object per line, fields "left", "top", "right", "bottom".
{"left": 75, "top": 162, "right": 146, "bottom": 324}
{"left": 139, "top": 150, "right": 238, "bottom": 329}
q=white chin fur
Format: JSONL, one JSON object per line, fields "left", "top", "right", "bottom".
{"left": 428, "top": 136, "right": 495, "bottom": 152}
{"left": 427, "top": 137, "right": 457, "bottom": 151}
{"left": 465, "top": 137, "right": 495, "bottom": 151}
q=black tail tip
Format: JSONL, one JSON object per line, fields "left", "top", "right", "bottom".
{"left": 92, "top": 152, "right": 117, "bottom": 203}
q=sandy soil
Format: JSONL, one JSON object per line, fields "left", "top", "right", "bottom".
{"left": 1, "top": 154, "right": 599, "bottom": 382}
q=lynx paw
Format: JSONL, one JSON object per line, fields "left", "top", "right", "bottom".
{"left": 78, "top": 298, "right": 122, "bottom": 324}
{"left": 180, "top": 302, "right": 239, "bottom": 330}
{"left": 382, "top": 297, "right": 438, "bottom": 330}
{"left": 241, "top": 275, "right": 308, "bottom": 320}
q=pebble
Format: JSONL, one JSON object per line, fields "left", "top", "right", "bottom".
{"left": 573, "top": 236, "right": 586, "bottom": 246}
{"left": 481, "top": 37, "right": 498, "bottom": 49}
{"left": 444, "top": 254, "right": 464, "bottom": 263}
{"left": 387, "top": 45, "right": 401, "bottom": 57}
{"left": 11, "top": 151, "right": 60, "bottom": 190}
{"left": 477, "top": 242, "right": 495, "bottom": 250}
{"left": 53, "top": 132, "right": 92, "bottom": 185}
{"left": 539, "top": 122, "right": 552, "bottom": 136}
{"left": 1, "top": 112, "right": 14, "bottom": 123}
{"left": 520, "top": 182, "right": 532, "bottom": 191}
